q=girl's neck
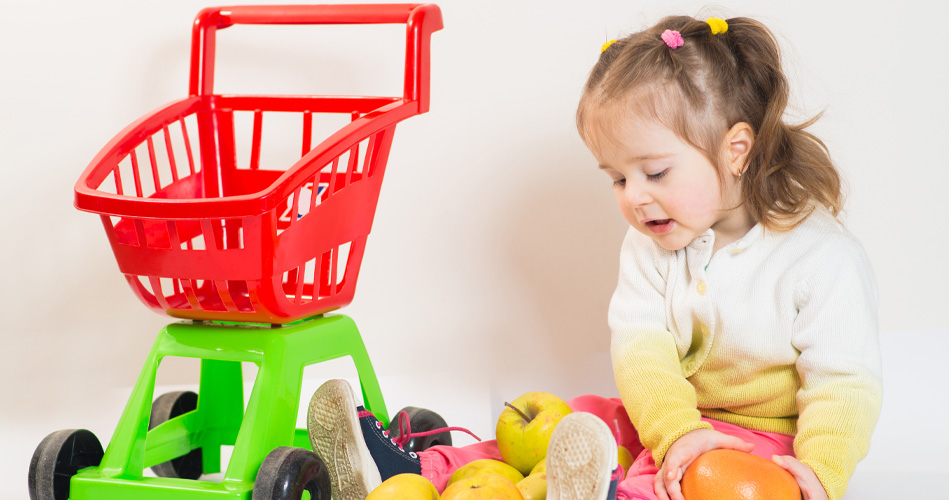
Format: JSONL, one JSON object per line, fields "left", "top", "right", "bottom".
{"left": 711, "top": 207, "right": 756, "bottom": 253}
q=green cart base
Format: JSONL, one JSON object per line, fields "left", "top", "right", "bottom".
{"left": 53, "top": 314, "right": 388, "bottom": 500}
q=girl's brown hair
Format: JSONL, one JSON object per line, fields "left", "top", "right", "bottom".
{"left": 577, "top": 16, "right": 842, "bottom": 230}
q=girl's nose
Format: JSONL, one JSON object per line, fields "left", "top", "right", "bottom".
{"left": 623, "top": 181, "right": 652, "bottom": 207}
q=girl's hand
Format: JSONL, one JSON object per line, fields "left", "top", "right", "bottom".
{"left": 772, "top": 455, "right": 828, "bottom": 500}
{"left": 654, "top": 429, "right": 755, "bottom": 500}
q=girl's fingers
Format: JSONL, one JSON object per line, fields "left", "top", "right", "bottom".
{"left": 654, "top": 469, "right": 671, "bottom": 500}
{"left": 721, "top": 435, "right": 755, "bottom": 452}
{"left": 771, "top": 455, "right": 826, "bottom": 500}
{"left": 772, "top": 455, "right": 804, "bottom": 477}
{"left": 664, "top": 466, "right": 686, "bottom": 500}
{"left": 655, "top": 429, "right": 756, "bottom": 500}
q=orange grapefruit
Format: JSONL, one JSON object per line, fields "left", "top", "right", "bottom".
{"left": 681, "top": 449, "right": 801, "bottom": 500}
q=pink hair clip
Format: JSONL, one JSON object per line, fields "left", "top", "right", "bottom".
{"left": 661, "top": 29, "right": 684, "bottom": 49}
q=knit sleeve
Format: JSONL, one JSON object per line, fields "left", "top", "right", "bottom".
{"left": 609, "top": 229, "right": 711, "bottom": 465}
{"left": 791, "top": 234, "right": 883, "bottom": 500}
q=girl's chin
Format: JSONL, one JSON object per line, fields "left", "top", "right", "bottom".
{"left": 654, "top": 240, "right": 689, "bottom": 251}
{"left": 636, "top": 233, "right": 688, "bottom": 252}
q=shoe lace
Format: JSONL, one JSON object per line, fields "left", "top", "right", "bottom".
{"left": 376, "top": 411, "right": 482, "bottom": 452}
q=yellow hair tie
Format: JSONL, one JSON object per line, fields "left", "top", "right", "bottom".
{"left": 601, "top": 39, "right": 617, "bottom": 53}
{"left": 707, "top": 17, "right": 728, "bottom": 35}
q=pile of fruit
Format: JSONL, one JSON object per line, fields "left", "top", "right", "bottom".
{"left": 366, "top": 391, "right": 571, "bottom": 499}
{"left": 366, "top": 391, "right": 635, "bottom": 500}
{"left": 364, "top": 392, "right": 801, "bottom": 500}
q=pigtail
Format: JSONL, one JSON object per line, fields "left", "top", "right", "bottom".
{"left": 723, "top": 18, "right": 842, "bottom": 228}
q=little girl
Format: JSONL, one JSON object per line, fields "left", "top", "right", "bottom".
{"left": 307, "top": 14, "right": 881, "bottom": 500}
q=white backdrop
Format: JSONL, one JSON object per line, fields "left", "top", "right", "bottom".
{"left": 2, "top": 1, "right": 947, "bottom": 498}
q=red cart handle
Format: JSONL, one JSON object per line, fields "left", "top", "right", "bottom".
{"left": 190, "top": 4, "right": 443, "bottom": 111}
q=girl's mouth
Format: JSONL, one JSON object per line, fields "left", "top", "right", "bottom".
{"left": 645, "top": 219, "right": 675, "bottom": 234}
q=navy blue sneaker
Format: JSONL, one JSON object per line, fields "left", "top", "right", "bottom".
{"left": 355, "top": 405, "right": 423, "bottom": 481}
{"left": 307, "top": 379, "right": 480, "bottom": 498}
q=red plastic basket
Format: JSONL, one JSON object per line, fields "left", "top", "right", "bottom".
{"left": 74, "top": 4, "right": 442, "bottom": 324}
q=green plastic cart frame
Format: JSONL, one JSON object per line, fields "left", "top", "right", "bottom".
{"left": 68, "top": 315, "right": 387, "bottom": 500}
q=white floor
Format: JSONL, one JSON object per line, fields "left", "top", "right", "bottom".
{"left": 6, "top": 331, "right": 946, "bottom": 499}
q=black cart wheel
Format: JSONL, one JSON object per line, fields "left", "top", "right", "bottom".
{"left": 388, "top": 406, "right": 452, "bottom": 453}
{"left": 149, "top": 390, "right": 202, "bottom": 479}
{"left": 28, "top": 428, "right": 104, "bottom": 500}
{"left": 253, "top": 447, "right": 331, "bottom": 500}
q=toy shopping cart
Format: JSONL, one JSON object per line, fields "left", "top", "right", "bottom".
{"left": 29, "top": 5, "right": 446, "bottom": 500}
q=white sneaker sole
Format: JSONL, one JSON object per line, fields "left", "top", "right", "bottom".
{"left": 307, "top": 379, "right": 382, "bottom": 500}
{"left": 546, "top": 412, "right": 618, "bottom": 500}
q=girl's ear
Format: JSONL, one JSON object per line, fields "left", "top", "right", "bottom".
{"left": 724, "top": 122, "right": 754, "bottom": 177}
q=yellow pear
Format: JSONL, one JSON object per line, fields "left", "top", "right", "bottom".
{"left": 516, "top": 472, "right": 547, "bottom": 500}
{"left": 366, "top": 473, "right": 440, "bottom": 499}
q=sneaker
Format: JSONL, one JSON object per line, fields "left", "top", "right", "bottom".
{"left": 547, "top": 412, "right": 620, "bottom": 500}
{"left": 307, "top": 379, "right": 481, "bottom": 499}
{"left": 307, "top": 379, "right": 385, "bottom": 499}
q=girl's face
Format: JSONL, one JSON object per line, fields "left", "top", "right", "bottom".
{"left": 585, "top": 113, "right": 754, "bottom": 252}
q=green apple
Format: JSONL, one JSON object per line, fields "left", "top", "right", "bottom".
{"left": 495, "top": 392, "right": 573, "bottom": 475}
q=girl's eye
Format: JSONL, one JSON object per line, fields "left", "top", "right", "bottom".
{"left": 647, "top": 169, "right": 668, "bottom": 180}
{"left": 612, "top": 178, "right": 626, "bottom": 187}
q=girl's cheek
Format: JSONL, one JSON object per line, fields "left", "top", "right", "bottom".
{"left": 620, "top": 206, "right": 639, "bottom": 227}
{"left": 662, "top": 190, "right": 693, "bottom": 214}
{"left": 673, "top": 184, "right": 718, "bottom": 215}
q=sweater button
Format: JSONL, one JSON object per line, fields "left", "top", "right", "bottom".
{"left": 696, "top": 280, "right": 707, "bottom": 295}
